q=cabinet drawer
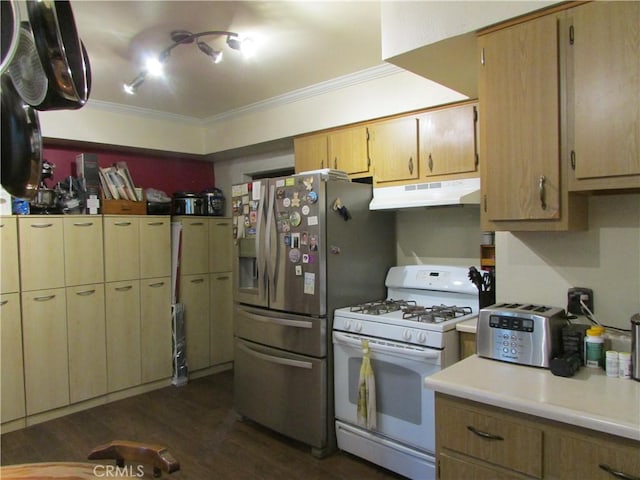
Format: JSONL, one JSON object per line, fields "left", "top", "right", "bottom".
{"left": 545, "top": 429, "right": 640, "bottom": 479}
{"left": 437, "top": 397, "right": 543, "bottom": 478}
{"left": 440, "top": 451, "right": 531, "bottom": 480}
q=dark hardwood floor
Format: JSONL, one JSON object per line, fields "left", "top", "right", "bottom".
{"left": 1, "top": 371, "right": 405, "bottom": 479}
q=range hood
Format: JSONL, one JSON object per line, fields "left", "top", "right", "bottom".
{"left": 369, "top": 177, "right": 481, "bottom": 210}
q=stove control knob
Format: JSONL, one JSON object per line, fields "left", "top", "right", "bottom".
{"left": 344, "top": 320, "right": 352, "bottom": 331}
{"left": 354, "top": 322, "right": 363, "bottom": 333}
{"left": 403, "top": 329, "right": 412, "bottom": 341}
{"left": 417, "top": 332, "right": 427, "bottom": 343}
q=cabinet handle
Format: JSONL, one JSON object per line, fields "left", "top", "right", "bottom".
{"left": 599, "top": 464, "right": 639, "bottom": 480}
{"left": 190, "top": 222, "right": 205, "bottom": 226}
{"left": 148, "top": 282, "right": 165, "bottom": 288}
{"left": 334, "top": 157, "right": 338, "bottom": 169}
{"left": 115, "top": 285, "right": 133, "bottom": 292}
{"left": 114, "top": 222, "right": 132, "bottom": 227}
{"left": 428, "top": 153, "right": 434, "bottom": 172}
{"left": 570, "top": 150, "right": 576, "bottom": 170}
{"left": 72, "top": 222, "right": 94, "bottom": 227}
{"left": 75, "top": 289, "right": 96, "bottom": 296}
{"left": 0, "top": 224, "right": 5, "bottom": 228}
{"left": 408, "top": 157, "right": 414, "bottom": 175}
{"left": 190, "top": 278, "right": 205, "bottom": 284}
{"left": 467, "top": 425, "right": 504, "bottom": 441}
{"left": 34, "top": 295, "right": 56, "bottom": 302}
{"left": 216, "top": 276, "right": 230, "bottom": 281}
{"left": 30, "top": 223, "right": 53, "bottom": 228}
{"left": 539, "top": 175, "right": 547, "bottom": 210}
{"left": 0, "top": 300, "right": 8, "bottom": 306}
{"left": 147, "top": 222, "right": 164, "bottom": 226}
{"left": 480, "top": 47, "right": 486, "bottom": 65}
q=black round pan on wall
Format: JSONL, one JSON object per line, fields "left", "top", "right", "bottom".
{"left": 1, "top": 74, "right": 42, "bottom": 200}
{"left": 26, "top": 0, "right": 91, "bottom": 110}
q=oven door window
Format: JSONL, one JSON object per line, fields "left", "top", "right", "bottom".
{"left": 333, "top": 332, "right": 441, "bottom": 452}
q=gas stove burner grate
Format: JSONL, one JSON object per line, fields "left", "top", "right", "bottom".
{"left": 350, "top": 299, "right": 417, "bottom": 315}
{"left": 402, "top": 304, "right": 473, "bottom": 323}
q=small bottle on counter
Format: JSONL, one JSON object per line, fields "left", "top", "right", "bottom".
{"left": 605, "top": 350, "right": 618, "bottom": 377}
{"left": 585, "top": 328, "right": 604, "bottom": 368}
{"left": 618, "top": 352, "right": 632, "bottom": 379}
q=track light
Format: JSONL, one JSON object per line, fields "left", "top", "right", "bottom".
{"left": 123, "top": 29, "right": 251, "bottom": 94}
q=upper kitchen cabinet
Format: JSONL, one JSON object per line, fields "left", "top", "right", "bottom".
{"left": 63, "top": 217, "right": 104, "bottom": 286}
{"left": 139, "top": 217, "right": 171, "bottom": 279}
{"left": 294, "top": 126, "right": 371, "bottom": 178}
{"left": 418, "top": 102, "right": 478, "bottom": 179}
{"left": 294, "top": 134, "right": 328, "bottom": 173}
{"left": 370, "top": 116, "right": 419, "bottom": 185}
{"left": 566, "top": 1, "right": 640, "bottom": 191}
{"left": 0, "top": 217, "right": 20, "bottom": 294}
{"left": 478, "top": 11, "right": 587, "bottom": 231}
{"left": 327, "top": 126, "right": 370, "bottom": 177}
{"left": 19, "top": 217, "right": 66, "bottom": 291}
{"left": 104, "top": 216, "right": 140, "bottom": 282}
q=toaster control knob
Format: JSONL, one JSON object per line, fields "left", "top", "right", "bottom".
{"left": 417, "top": 332, "right": 427, "bottom": 343}
{"left": 403, "top": 329, "right": 412, "bottom": 341}
{"left": 354, "top": 322, "right": 363, "bottom": 333}
{"left": 344, "top": 320, "right": 352, "bottom": 331}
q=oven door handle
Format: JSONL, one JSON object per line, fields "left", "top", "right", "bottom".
{"left": 237, "top": 342, "right": 313, "bottom": 369}
{"left": 333, "top": 331, "right": 441, "bottom": 361}
{"left": 243, "top": 311, "right": 313, "bottom": 329}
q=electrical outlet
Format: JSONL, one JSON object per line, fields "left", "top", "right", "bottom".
{"left": 567, "top": 287, "right": 594, "bottom": 315}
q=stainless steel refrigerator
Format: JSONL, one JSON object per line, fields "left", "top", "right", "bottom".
{"left": 231, "top": 171, "right": 395, "bottom": 457}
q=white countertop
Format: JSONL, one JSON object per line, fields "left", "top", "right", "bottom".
{"left": 455, "top": 317, "right": 477, "bottom": 333}
{"left": 425, "top": 355, "right": 640, "bottom": 441}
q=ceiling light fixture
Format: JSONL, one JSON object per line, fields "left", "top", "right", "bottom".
{"left": 123, "top": 29, "right": 250, "bottom": 95}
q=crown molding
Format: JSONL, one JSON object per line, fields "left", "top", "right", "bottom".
{"left": 83, "top": 62, "right": 403, "bottom": 126}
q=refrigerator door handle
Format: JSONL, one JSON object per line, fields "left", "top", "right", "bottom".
{"left": 256, "top": 183, "right": 267, "bottom": 286}
{"left": 266, "top": 183, "right": 278, "bottom": 301}
{"left": 243, "top": 311, "right": 314, "bottom": 329}
{"left": 237, "top": 342, "right": 313, "bottom": 370}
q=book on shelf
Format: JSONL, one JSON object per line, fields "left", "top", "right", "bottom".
{"left": 99, "top": 162, "right": 142, "bottom": 201}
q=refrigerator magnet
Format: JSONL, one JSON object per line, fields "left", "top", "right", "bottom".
{"left": 304, "top": 272, "right": 315, "bottom": 295}
{"left": 283, "top": 197, "right": 291, "bottom": 207}
{"left": 302, "top": 253, "right": 309, "bottom": 263}
{"left": 290, "top": 211, "right": 302, "bottom": 227}
{"left": 301, "top": 231, "right": 308, "bottom": 245}
{"left": 307, "top": 191, "right": 318, "bottom": 203}
{"left": 307, "top": 215, "right": 318, "bottom": 226}
{"left": 291, "top": 191, "right": 301, "bottom": 207}
{"left": 301, "top": 205, "right": 310, "bottom": 216}
{"left": 295, "top": 265, "right": 303, "bottom": 276}
{"left": 291, "top": 233, "right": 300, "bottom": 248}
{"left": 288, "top": 248, "right": 301, "bottom": 263}
{"left": 303, "top": 176, "right": 314, "bottom": 190}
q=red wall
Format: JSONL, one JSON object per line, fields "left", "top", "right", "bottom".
{"left": 43, "top": 146, "right": 216, "bottom": 196}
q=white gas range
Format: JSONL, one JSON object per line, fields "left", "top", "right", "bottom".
{"left": 332, "top": 265, "right": 479, "bottom": 480}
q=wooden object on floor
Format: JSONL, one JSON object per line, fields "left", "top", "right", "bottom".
{"left": 88, "top": 440, "right": 180, "bottom": 477}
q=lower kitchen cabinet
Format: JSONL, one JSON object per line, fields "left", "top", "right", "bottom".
{"left": 436, "top": 393, "right": 640, "bottom": 480}
{"left": 140, "top": 277, "right": 172, "bottom": 383}
{"left": 0, "top": 216, "right": 20, "bottom": 294}
{"left": 1, "top": 293, "right": 25, "bottom": 424}
{"left": 180, "top": 273, "right": 211, "bottom": 371}
{"left": 105, "top": 281, "right": 142, "bottom": 392}
{"left": 210, "top": 272, "right": 233, "bottom": 365}
{"left": 66, "top": 284, "right": 107, "bottom": 403}
{"left": 21, "top": 288, "right": 69, "bottom": 415}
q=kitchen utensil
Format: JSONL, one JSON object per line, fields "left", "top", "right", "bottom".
{"left": 0, "top": 74, "right": 42, "bottom": 199}
{"left": 6, "top": 22, "right": 48, "bottom": 107}
{"left": 201, "top": 188, "right": 225, "bottom": 216}
{"left": 467, "top": 266, "right": 483, "bottom": 291}
{"left": 26, "top": 0, "right": 90, "bottom": 110}
{"left": 632, "top": 313, "right": 640, "bottom": 382}
{"left": 0, "top": 0, "right": 21, "bottom": 74}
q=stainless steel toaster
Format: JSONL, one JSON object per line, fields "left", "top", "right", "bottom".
{"left": 476, "top": 303, "right": 568, "bottom": 368}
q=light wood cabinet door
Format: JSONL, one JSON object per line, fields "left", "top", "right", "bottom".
{"left": 294, "top": 134, "right": 328, "bottom": 173}
{"left": 419, "top": 103, "right": 477, "bottom": 178}
{"left": 66, "top": 284, "right": 107, "bottom": 403}
{"left": 139, "top": 217, "right": 171, "bottom": 279}
{"left": 370, "top": 116, "right": 419, "bottom": 184}
{"left": 19, "top": 217, "right": 65, "bottom": 291}
{"left": 568, "top": 1, "right": 640, "bottom": 190}
{"left": 1, "top": 216, "right": 20, "bottom": 294}
{"left": 327, "top": 126, "right": 370, "bottom": 176}
{"left": 179, "top": 274, "right": 211, "bottom": 371}
{"left": 140, "top": 277, "right": 172, "bottom": 383}
{"left": 210, "top": 272, "right": 233, "bottom": 365}
{"left": 1, "top": 293, "right": 25, "bottom": 423}
{"left": 63, "top": 216, "right": 104, "bottom": 286}
{"left": 439, "top": 452, "right": 529, "bottom": 480}
{"left": 177, "top": 218, "right": 209, "bottom": 275}
{"left": 105, "top": 280, "right": 141, "bottom": 392}
{"left": 21, "top": 288, "right": 69, "bottom": 415}
{"left": 104, "top": 216, "right": 140, "bottom": 282}
{"left": 209, "top": 218, "right": 232, "bottom": 273}
{"left": 479, "top": 14, "right": 561, "bottom": 222}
